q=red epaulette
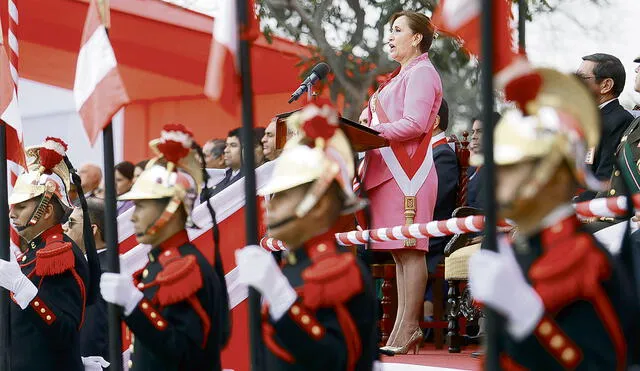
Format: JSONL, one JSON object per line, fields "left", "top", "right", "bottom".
{"left": 35, "top": 234, "right": 75, "bottom": 277}
{"left": 155, "top": 254, "right": 203, "bottom": 307}
{"left": 301, "top": 250, "right": 363, "bottom": 309}
{"left": 151, "top": 252, "right": 210, "bottom": 348}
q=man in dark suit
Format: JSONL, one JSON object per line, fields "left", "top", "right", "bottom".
{"left": 64, "top": 198, "right": 110, "bottom": 367}
{"left": 576, "top": 53, "right": 634, "bottom": 201}
{"left": 427, "top": 99, "right": 459, "bottom": 271}
{"left": 585, "top": 56, "right": 640, "bottom": 233}
{"left": 211, "top": 127, "right": 244, "bottom": 196}
{"left": 466, "top": 112, "right": 501, "bottom": 210}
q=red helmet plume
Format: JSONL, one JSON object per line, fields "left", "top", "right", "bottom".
{"left": 39, "top": 137, "right": 68, "bottom": 174}
{"left": 157, "top": 123, "right": 194, "bottom": 166}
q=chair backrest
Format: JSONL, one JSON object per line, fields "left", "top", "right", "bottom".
{"left": 448, "top": 132, "right": 471, "bottom": 207}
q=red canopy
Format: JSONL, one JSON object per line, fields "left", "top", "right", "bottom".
{"left": 1, "top": 0, "right": 310, "bottom": 161}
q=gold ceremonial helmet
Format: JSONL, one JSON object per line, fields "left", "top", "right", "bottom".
{"left": 9, "top": 137, "right": 73, "bottom": 225}
{"left": 259, "top": 103, "right": 367, "bottom": 217}
{"left": 472, "top": 68, "right": 605, "bottom": 198}
{"left": 119, "top": 123, "right": 203, "bottom": 235}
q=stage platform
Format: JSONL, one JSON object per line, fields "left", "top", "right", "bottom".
{"left": 380, "top": 344, "right": 481, "bottom": 371}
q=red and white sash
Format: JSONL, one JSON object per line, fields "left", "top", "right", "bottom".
{"left": 370, "top": 94, "right": 433, "bottom": 197}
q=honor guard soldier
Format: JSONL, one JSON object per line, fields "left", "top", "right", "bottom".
{"left": 236, "top": 103, "right": 378, "bottom": 371}
{"left": 469, "top": 69, "right": 639, "bottom": 370}
{"left": 6, "top": 137, "right": 92, "bottom": 371}
{"left": 100, "top": 124, "right": 229, "bottom": 371}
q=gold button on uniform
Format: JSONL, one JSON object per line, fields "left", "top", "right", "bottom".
{"left": 610, "top": 189, "right": 616, "bottom": 196}
{"left": 291, "top": 305, "right": 300, "bottom": 315}
{"left": 40, "top": 308, "right": 46, "bottom": 314}
{"left": 562, "top": 348, "right": 576, "bottom": 362}
{"left": 538, "top": 321, "right": 552, "bottom": 336}
{"left": 34, "top": 301, "right": 40, "bottom": 307}
{"left": 141, "top": 302, "right": 149, "bottom": 310}
{"left": 157, "top": 321, "right": 164, "bottom": 328}
{"left": 137, "top": 283, "right": 144, "bottom": 289}
{"left": 317, "top": 244, "right": 327, "bottom": 252}
{"left": 46, "top": 315, "right": 51, "bottom": 321}
{"left": 301, "top": 315, "right": 310, "bottom": 324}
{"left": 142, "top": 269, "right": 149, "bottom": 279}
{"left": 311, "top": 326, "right": 321, "bottom": 336}
{"left": 128, "top": 360, "right": 133, "bottom": 368}
{"left": 21, "top": 256, "right": 26, "bottom": 262}
{"left": 150, "top": 312, "right": 157, "bottom": 319}
{"left": 614, "top": 170, "right": 620, "bottom": 176}
{"left": 550, "top": 335, "right": 564, "bottom": 349}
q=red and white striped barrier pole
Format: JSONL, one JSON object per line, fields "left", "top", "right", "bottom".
{"left": 260, "top": 215, "right": 513, "bottom": 250}
{"left": 573, "top": 194, "right": 640, "bottom": 219}
{"left": 260, "top": 237, "right": 288, "bottom": 252}
{"left": 259, "top": 195, "right": 640, "bottom": 250}
{"left": 335, "top": 216, "right": 513, "bottom": 246}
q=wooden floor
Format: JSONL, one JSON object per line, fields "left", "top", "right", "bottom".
{"left": 381, "top": 344, "right": 482, "bottom": 370}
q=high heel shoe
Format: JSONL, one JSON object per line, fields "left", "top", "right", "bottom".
{"left": 378, "top": 346, "right": 397, "bottom": 356}
{"left": 390, "top": 328, "right": 423, "bottom": 355}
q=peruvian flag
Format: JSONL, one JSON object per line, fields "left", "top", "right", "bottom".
{"left": 432, "top": 0, "right": 540, "bottom": 105}
{"left": 73, "top": 0, "right": 129, "bottom": 145}
{"left": 0, "top": 20, "right": 25, "bottom": 169}
{"left": 1, "top": 17, "right": 26, "bottom": 256}
{"left": 204, "top": 0, "right": 259, "bottom": 114}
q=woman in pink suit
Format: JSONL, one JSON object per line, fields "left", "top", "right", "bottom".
{"left": 363, "top": 11, "right": 442, "bottom": 354}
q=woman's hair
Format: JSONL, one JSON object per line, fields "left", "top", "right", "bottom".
{"left": 389, "top": 11, "right": 435, "bottom": 54}
{"left": 135, "top": 159, "right": 149, "bottom": 171}
{"left": 115, "top": 161, "right": 135, "bottom": 180}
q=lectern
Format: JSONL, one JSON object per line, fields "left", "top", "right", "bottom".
{"left": 274, "top": 110, "right": 389, "bottom": 151}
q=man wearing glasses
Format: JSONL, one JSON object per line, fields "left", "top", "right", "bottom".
{"left": 575, "top": 53, "right": 634, "bottom": 201}
{"left": 63, "top": 198, "right": 110, "bottom": 370}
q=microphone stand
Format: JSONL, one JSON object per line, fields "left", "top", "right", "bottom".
{"left": 306, "top": 82, "right": 313, "bottom": 102}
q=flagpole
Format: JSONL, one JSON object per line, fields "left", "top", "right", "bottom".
{"left": 235, "top": 1, "right": 264, "bottom": 370}
{"left": 480, "top": 0, "right": 501, "bottom": 370}
{"left": 98, "top": 2, "right": 123, "bottom": 370}
{"left": 518, "top": 0, "right": 527, "bottom": 52}
{"left": 0, "top": 121, "right": 10, "bottom": 371}
{"left": 103, "top": 122, "right": 123, "bottom": 371}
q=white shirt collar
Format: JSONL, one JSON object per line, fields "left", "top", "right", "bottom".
{"left": 599, "top": 98, "right": 617, "bottom": 109}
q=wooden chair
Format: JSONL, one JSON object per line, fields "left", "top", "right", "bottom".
{"left": 371, "top": 132, "right": 471, "bottom": 350}
{"left": 443, "top": 206, "right": 484, "bottom": 353}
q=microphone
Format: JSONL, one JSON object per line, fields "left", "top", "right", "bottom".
{"left": 288, "top": 62, "right": 331, "bottom": 103}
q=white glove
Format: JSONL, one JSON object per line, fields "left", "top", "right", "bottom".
{"left": 100, "top": 272, "right": 144, "bottom": 316}
{"left": 469, "top": 235, "right": 544, "bottom": 340}
{"left": 235, "top": 245, "right": 297, "bottom": 320}
{"left": 0, "top": 259, "right": 37, "bottom": 309}
{"left": 82, "top": 356, "right": 110, "bottom": 371}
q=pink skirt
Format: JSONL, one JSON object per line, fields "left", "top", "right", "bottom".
{"left": 366, "top": 166, "right": 438, "bottom": 252}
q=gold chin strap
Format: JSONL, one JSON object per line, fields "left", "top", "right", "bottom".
{"left": 28, "top": 181, "right": 58, "bottom": 226}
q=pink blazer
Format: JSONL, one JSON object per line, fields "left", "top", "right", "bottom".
{"left": 364, "top": 53, "right": 443, "bottom": 190}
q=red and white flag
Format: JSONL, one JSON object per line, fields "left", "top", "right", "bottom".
{"left": 74, "top": 0, "right": 129, "bottom": 145}
{"left": 0, "top": 18, "right": 25, "bottom": 169}
{"left": 204, "top": 0, "right": 259, "bottom": 114}
{"left": 432, "top": 0, "right": 540, "bottom": 107}
{"left": 1, "top": 16, "right": 26, "bottom": 255}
